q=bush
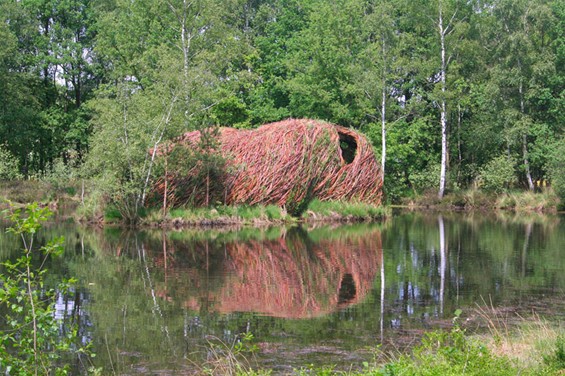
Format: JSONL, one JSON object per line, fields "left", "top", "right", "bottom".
{"left": 409, "top": 163, "right": 441, "bottom": 194}
{"left": 41, "top": 158, "right": 76, "bottom": 192}
{"left": 386, "top": 326, "right": 517, "bottom": 376}
{"left": 478, "top": 155, "right": 517, "bottom": 193}
{"left": 0, "top": 203, "right": 95, "bottom": 374}
{"left": 0, "top": 145, "right": 22, "bottom": 180}
{"left": 544, "top": 335, "right": 565, "bottom": 371}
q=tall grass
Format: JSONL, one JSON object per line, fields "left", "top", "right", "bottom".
{"left": 303, "top": 199, "right": 389, "bottom": 221}
{"left": 472, "top": 299, "right": 565, "bottom": 372}
{"left": 143, "top": 204, "right": 295, "bottom": 227}
{"left": 495, "top": 190, "right": 559, "bottom": 212}
{"left": 409, "top": 188, "right": 560, "bottom": 212}
{"left": 141, "top": 200, "right": 389, "bottom": 227}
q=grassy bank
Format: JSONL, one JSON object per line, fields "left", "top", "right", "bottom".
{"left": 404, "top": 188, "right": 561, "bottom": 213}
{"left": 2, "top": 180, "right": 561, "bottom": 227}
{"left": 0, "top": 180, "right": 387, "bottom": 226}
{"left": 132, "top": 199, "right": 389, "bottom": 228}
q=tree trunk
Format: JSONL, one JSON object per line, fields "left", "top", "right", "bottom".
{"left": 380, "top": 39, "right": 387, "bottom": 180}
{"left": 168, "top": 0, "right": 193, "bottom": 125}
{"left": 180, "top": 0, "right": 192, "bottom": 125}
{"left": 438, "top": 1, "right": 448, "bottom": 199}
{"left": 519, "top": 80, "right": 534, "bottom": 191}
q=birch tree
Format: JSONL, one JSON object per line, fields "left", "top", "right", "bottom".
{"left": 85, "top": 0, "right": 242, "bottom": 221}
{"left": 361, "top": 0, "right": 399, "bottom": 180}
{"left": 484, "top": 0, "right": 557, "bottom": 190}
{"left": 437, "top": 1, "right": 449, "bottom": 198}
{"left": 435, "top": 0, "right": 463, "bottom": 199}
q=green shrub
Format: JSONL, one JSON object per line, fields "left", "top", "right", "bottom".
{"left": 385, "top": 326, "right": 516, "bottom": 376}
{"left": 41, "top": 158, "right": 76, "bottom": 192}
{"left": 75, "top": 187, "right": 105, "bottom": 222}
{"left": 478, "top": 155, "right": 517, "bottom": 193}
{"left": 104, "top": 205, "right": 123, "bottom": 222}
{"left": 0, "top": 203, "right": 96, "bottom": 374}
{"left": 409, "top": 163, "right": 441, "bottom": 194}
{"left": 544, "top": 335, "right": 565, "bottom": 371}
{"left": 0, "top": 146, "right": 21, "bottom": 180}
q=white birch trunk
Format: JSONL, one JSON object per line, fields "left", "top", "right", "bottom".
{"left": 140, "top": 95, "right": 178, "bottom": 206}
{"left": 168, "top": 0, "right": 194, "bottom": 123}
{"left": 381, "top": 38, "right": 387, "bottom": 180}
{"left": 438, "top": 1, "right": 448, "bottom": 199}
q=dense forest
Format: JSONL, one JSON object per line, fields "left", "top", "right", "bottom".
{"left": 0, "top": 0, "right": 563, "bottom": 207}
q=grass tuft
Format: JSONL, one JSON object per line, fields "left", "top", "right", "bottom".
{"left": 303, "top": 199, "right": 388, "bottom": 221}
{"left": 495, "top": 190, "right": 559, "bottom": 212}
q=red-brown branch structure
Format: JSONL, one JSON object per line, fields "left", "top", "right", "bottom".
{"left": 148, "top": 227, "right": 383, "bottom": 319}
{"left": 152, "top": 119, "right": 383, "bottom": 209}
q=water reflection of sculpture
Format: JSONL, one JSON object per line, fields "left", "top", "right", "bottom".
{"left": 151, "top": 227, "right": 382, "bottom": 319}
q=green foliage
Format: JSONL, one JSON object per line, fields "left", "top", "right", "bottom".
{"left": 544, "top": 335, "right": 565, "bottom": 371}
{"left": 0, "top": 202, "right": 94, "bottom": 375}
{"left": 0, "top": 0, "right": 563, "bottom": 205}
{"left": 39, "top": 157, "right": 78, "bottom": 193}
{"left": 0, "top": 146, "right": 22, "bottom": 180}
{"left": 478, "top": 155, "right": 518, "bottom": 193}
{"left": 212, "top": 96, "right": 251, "bottom": 128}
{"left": 409, "top": 163, "right": 442, "bottom": 195}
{"left": 547, "top": 137, "right": 565, "bottom": 206}
{"left": 381, "top": 326, "right": 516, "bottom": 376}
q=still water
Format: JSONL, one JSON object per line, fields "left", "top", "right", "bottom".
{"left": 1, "top": 211, "right": 565, "bottom": 374}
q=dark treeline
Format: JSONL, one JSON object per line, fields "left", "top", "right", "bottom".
{"left": 0, "top": 0, "right": 563, "bottom": 204}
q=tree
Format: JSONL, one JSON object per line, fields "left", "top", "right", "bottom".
{"left": 482, "top": 0, "right": 558, "bottom": 190}
{"left": 85, "top": 0, "right": 247, "bottom": 221}
{"left": 360, "top": 0, "right": 400, "bottom": 180}
{"left": 437, "top": 0, "right": 450, "bottom": 199}
{"left": 0, "top": 0, "right": 98, "bottom": 177}
{"left": 284, "top": 0, "right": 365, "bottom": 127}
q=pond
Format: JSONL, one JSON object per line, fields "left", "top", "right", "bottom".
{"left": 1, "top": 211, "right": 565, "bottom": 374}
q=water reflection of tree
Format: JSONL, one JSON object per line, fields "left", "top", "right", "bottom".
{"left": 382, "top": 212, "right": 565, "bottom": 332}
{"left": 55, "top": 214, "right": 565, "bottom": 372}
{"left": 65, "top": 224, "right": 384, "bottom": 372}
{"left": 147, "top": 226, "right": 383, "bottom": 318}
